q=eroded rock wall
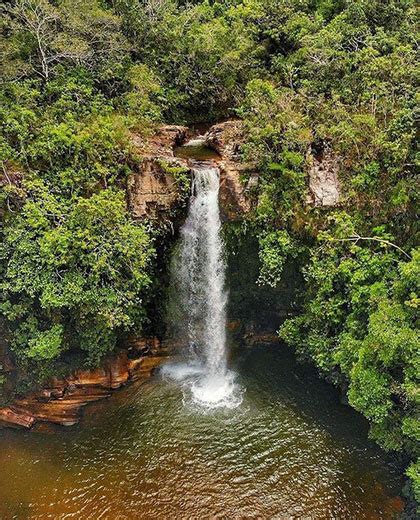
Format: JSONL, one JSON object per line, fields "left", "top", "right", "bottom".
{"left": 128, "top": 121, "right": 255, "bottom": 221}
{"left": 0, "top": 338, "right": 169, "bottom": 430}
{"left": 204, "top": 121, "right": 254, "bottom": 220}
{"left": 128, "top": 125, "right": 190, "bottom": 219}
{"left": 127, "top": 157, "right": 187, "bottom": 219}
{"left": 306, "top": 144, "right": 341, "bottom": 207}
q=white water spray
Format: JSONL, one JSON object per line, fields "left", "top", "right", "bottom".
{"left": 180, "top": 163, "right": 227, "bottom": 374}
{"left": 165, "top": 161, "right": 241, "bottom": 408}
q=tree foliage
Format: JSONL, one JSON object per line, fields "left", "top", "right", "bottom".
{"left": 0, "top": 0, "right": 418, "bottom": 508}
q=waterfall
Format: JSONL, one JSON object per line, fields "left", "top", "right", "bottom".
{"left": 178, "top": 162, "right": 227, "bottom": 375}
{"left": 165, "top": 161, "right": 241, "bottom": 408}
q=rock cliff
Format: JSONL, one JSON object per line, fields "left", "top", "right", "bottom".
{"left": 203, "top": 121, "right": 342, "bottom": 216}
{"left": 204, "top": 121, "right": 253, "bottom": 220}
{"left": 128, "top": 125, "right": 190, "bottom": 219}
{"left": 128, "top": 121, "right": 254, "bottom": 221}
{"left": 306, "top": 143, "right": 341, "bottom": 207}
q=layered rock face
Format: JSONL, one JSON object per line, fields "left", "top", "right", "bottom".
{"left": 0, "top": 338, "right": 168, "bottom": 430}
{"left": 128, "top": 158, "right": 185, "bottom": 219}
{"left": 132, "top": 125, "right": 188, "bottom": 157}
{"left": 306, "top": 144, "right": 341, "bottom": 207}
{"left": 128, "top": 121, "right": 254, "bottom": 221}
{"left": 203, "top": 121, "right": 253, "bottom": 220}
{"left": 128, "top": 125, "right": 189, "bottom": 219}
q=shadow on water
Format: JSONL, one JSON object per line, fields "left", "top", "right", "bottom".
{"left": 235, "top": 344, "right": 374, "bottom": 447}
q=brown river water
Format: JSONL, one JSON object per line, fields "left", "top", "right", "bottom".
{"left": 0, "top": 344, "right": 403, "bottom": 519}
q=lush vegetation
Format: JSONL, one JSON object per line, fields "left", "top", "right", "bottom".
{"left": 230, "top": 1, "right": 419, "bottom": 508}
{"left": 1, "top": 0, "right": 418, "bottom": 511}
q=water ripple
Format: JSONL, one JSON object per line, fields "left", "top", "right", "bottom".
{"left": 0, "top": 346, "right": 403, "bottom": 519}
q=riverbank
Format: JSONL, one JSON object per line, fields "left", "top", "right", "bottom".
{"left": 0, "top": 338, "right": 169, "bottom": 430}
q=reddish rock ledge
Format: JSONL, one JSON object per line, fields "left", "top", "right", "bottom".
{"left": 0, "top": 338, "right": 169, "bottom": 430}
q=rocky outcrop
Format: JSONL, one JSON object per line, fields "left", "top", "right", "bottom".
{"left": 306, "top": 144, "right": 340, "bottom": 207}
{"left": 218, "top": 161, "right": 253, "bottom": 220}
{"left": 128, "top": 121, "right": 255, "bottom": 221}
{"left": 204, "top": 121, "right": 341, "bottom": 211}
{"left": 131, "top": 125, "right": 188, "bottom": 158}
{"left": 128, "top": 125, "right": 190, "bottom": 219}
{"left": 128, "top": 157, "right": 188, "bottom": 219}
{"left": 0, "top": 338, "right": 168, "bottom": 430}
{"left": 204, "top": 120, "right": 244, "bottom": 160}
{"left": 204, "top": 121, "right": 254, "bottom": 220}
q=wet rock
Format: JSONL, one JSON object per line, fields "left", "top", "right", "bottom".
{"left": 126, "top": 335, "right": 162, "bottom": 356}
{"left": 387, "top": 495, "right": 405, "bottom": 515}
{"left": 227, "top": 319, "right": 241, "bottom": 332}
{"left": 243, "top": 331, "right": 280, "bottom": 347}
{"left": 160, "top": 337, "right": 187, "bottom": 354}
{"left": 129, "top": 121, "right": 255, "bottom": 221}
{"left": 50, "top": 388, "right": 65, "bottom": 399}
{"left": 129, "top": 356, "right": 170, "bottom": 381}
{"left": 0, "top": 406, "right": 35, "bottom": 429}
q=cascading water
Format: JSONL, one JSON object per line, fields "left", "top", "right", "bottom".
{"left": 179, "top": 162, "right": 226, "bottom": 374}
{"left": 164, "top": 161, "right": 242, "bottom": 408}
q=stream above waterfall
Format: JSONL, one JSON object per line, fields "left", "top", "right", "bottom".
{"left": 0, "top": 344, "right": 403, "bottom": 519}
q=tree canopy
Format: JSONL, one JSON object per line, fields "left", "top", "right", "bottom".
{"left": 1, "top": 0, "right": 418, "bottom": 510}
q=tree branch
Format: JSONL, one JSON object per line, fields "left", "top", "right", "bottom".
{"left": 330, "top": 233, "right": 412, "bottom": 259}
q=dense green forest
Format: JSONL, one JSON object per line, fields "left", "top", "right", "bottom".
{"left": 1, "top": 0, "right": 418, "bottom": 510}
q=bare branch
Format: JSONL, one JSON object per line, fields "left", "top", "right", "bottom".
{"left": 329, "top": 233, "right": 412, "bottom": 259}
